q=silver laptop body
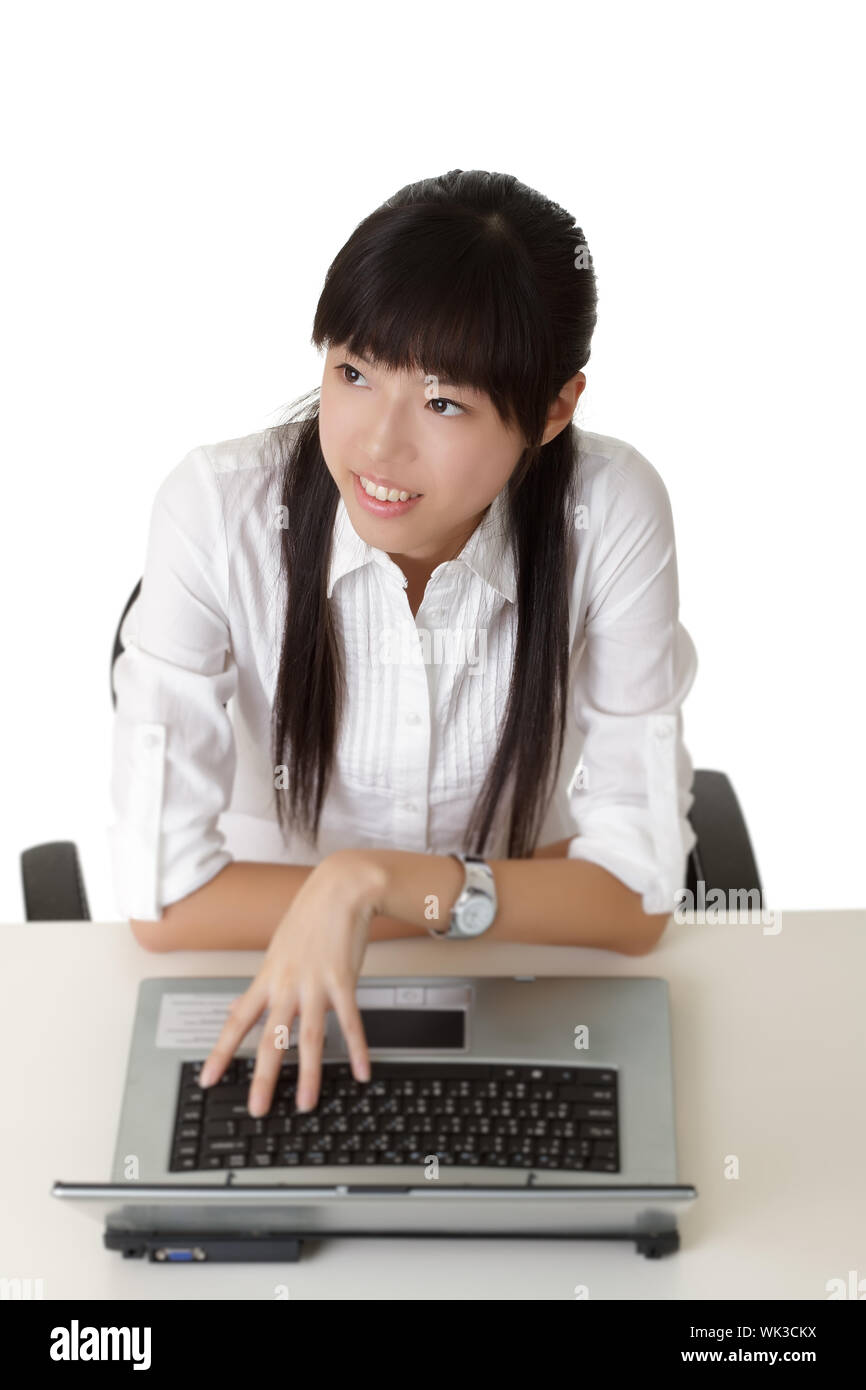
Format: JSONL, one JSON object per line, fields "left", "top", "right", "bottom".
{"left": 53, "top": 975, "right": 697, "bottom": 1259}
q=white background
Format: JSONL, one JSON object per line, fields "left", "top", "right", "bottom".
{"left": 1, "top": 0, "right": 863, "bottom": 921}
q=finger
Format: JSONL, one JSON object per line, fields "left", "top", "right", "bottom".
{"left": 248, "top": 994, "right": 299, "bottom": 1118}
{"left": 198, "top": 983, "right": 268, "bottom": 1088}
{"left": 295, "top": 990, "right": 329, "bottom": 1112}
{"left": 328, "top": 982, "right": 371, "bottom": 1086}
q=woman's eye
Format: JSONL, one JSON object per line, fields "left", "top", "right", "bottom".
{"left": 426, "top": 397, "right": 464, "bottom": 418}
{"left": 336, "top": 363, "right": 465, "bottom": 416}
{"left": 338, "top": 363, "right": 367, "bottom": 386}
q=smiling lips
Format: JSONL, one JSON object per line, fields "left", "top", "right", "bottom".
{"left": 351, "top": 471, "right": 424, "bottom": 519}
{"left": 355, "top": 471, "right": 422, "bottom": 502}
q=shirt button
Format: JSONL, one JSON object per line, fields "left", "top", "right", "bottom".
{"left": 405, "top": 712, "right": 422, "bottom": 726}
{"left": 142, "top": 732, "right": 161, "bottom": 749}
{"left": 655, "top": 722, "right": 674, "bottom": 739}
{"left": 403, "top": 801, "right": 418, "bottom": 813}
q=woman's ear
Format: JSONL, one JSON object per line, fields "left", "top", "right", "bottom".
{"left": 541, "top": 372, "right": 585, "bottom": 446}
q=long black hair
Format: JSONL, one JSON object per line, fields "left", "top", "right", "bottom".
{"left": 266, "top": 169, "right": 597, "bottom": 860}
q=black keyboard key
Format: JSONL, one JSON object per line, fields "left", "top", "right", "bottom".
{"left": 593, "top": 1141, "right": 617, "bottom": 1158}
{"left": 203, "top": 1085, "right": 253, "bottom": 1104}
{"left": 207, "top": 1101, "right": 255, "bottom": 1120}
{"left": 251, "top": 1137, "right": 278, "bottom": 1154}
{"left": 239, "top": 1119, "right": 268, "bottom": 1137}
{"left": 203, "top": 1120, "right": 238, "bottom": 1138}
{"left": 202, "top": 1138, "right": 247, "bottom": 1155}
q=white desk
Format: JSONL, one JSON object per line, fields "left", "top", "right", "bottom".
{"left": 1, "top": 910, "right": 864, "bottom": 1300}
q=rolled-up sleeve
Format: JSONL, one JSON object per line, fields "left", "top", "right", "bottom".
{"left": 108, "top": 446, "right": 238, "bottom": 921}
{"left": 566, "top": 447, "right": 698, "bottom": 918}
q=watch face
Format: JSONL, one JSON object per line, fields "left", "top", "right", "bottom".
{"left": 462, "top": 894, "right": 496, "bottom": 935}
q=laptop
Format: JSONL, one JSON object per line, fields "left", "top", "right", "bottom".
{"left": 52, "top": 974, "right": 697, "bottom": 1261}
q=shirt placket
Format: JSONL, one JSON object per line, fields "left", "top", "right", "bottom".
{"left": 373, "top": 555, "right": 433, "bottom": 853}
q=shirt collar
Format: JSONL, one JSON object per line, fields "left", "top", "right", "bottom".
{"left": 327, "top": 483, "right": 517, "bottom": 604}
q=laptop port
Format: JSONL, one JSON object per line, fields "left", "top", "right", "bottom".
{"left": 154, "top": 1247, "right": 207, "bottom": 1262}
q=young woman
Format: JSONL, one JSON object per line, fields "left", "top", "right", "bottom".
{"left": 109, "top": 169, "right": 698, "bottom": 1116}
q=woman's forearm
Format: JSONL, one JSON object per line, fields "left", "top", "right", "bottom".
{"left": 363, "top": 848, "right": 668, "bottom": 955}
{"left": 129, "top": 859, "right": 429, "bottom": 952}
{"left": 129, "top": 837, "right": 665, "bottom": 955}
{"left": 130, "top": 861, "right": 312, "bottom": 951}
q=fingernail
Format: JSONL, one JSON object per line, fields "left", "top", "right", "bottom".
{"left": 248, "top": 1085, "right": 267, "bottom": 1116}
{"left": 199, "top": 1062, "right": 215, "bottom": 1087}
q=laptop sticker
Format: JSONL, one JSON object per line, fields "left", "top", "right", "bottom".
{"left": 155, "top": 987, "right": 472, "bottom": 1048}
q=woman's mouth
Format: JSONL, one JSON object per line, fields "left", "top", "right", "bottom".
{"left": 351, "top": 471, "right": 424, "bottom": 518}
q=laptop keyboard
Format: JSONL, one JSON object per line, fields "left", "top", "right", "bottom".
{"left": 169, "top": 1060, "right": 620, "bottom": 1174}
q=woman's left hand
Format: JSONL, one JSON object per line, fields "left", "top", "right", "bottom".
{"left": 198, "top": 849, "right": 387, "bottom": 1116}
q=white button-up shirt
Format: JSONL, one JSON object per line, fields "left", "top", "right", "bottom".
{"left": 108, "top": 423, "right": 698, "bottom": 922}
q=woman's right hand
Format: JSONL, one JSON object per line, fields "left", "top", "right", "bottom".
{"left": 197, "top": 849, "right": 387, "bottom": 1115}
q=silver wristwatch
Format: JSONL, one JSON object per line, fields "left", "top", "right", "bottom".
{"left": 428, "top": 853, "right": 498, "bottom": 939}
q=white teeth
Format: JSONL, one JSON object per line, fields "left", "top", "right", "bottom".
{"left": 359, "top": 474, "right": 420, "bottom": 503}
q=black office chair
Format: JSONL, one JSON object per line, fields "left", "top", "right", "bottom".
{"left": 19, "top": 580, "right": 763, "bottom": 920}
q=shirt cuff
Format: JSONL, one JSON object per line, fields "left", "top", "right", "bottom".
{"left": 108, "top": 720, "right": 234, "bottom": 921}
{"left": 565, "top": 713, "right": 697, "bottom": 918}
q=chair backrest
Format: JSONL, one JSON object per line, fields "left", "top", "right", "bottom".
{"left": 110, "top": 579, "right": 142, "bottom": 709}
{"left": 110, "top": 576, "right": 230, "bottom": 714}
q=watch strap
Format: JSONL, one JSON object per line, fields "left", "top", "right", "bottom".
{"left": 427, "top": 853, "right": 495, "bottom": 939}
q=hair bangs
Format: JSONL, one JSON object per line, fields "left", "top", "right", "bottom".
{"left": 312, "top": 209, "right": 554, "bottom": 434}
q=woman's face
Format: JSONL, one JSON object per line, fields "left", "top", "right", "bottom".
{"left": 318, "top": 342, "right": 529, "bottom": 563}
